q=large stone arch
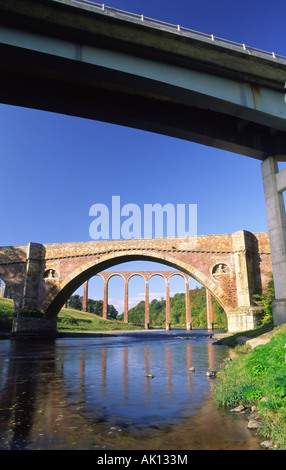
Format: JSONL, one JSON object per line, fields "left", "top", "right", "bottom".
{"left": 42, "top": 250, "right": 231, "bottom": 319}
{"left": 2, "top": 231, "right": 271, "bottom": 334}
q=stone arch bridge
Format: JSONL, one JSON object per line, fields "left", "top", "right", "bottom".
{"left": 0, "top": 230, "right": 271, "bottom": 335}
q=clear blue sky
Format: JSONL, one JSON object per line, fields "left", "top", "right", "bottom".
{"left": 1, "top": 0, "right": 285, "bottom": 313}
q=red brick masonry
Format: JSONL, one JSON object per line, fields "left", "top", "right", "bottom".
{"left": 0, "top": 231, "right": 272, "bottom": 332}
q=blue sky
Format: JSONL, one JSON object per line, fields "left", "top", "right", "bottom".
{"left": 1, "top": 0, "right": 285, "bottom": 313}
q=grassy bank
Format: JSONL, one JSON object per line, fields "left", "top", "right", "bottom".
{"left": 57, "top": 306, "right": 144, "bottom": 332}
{"left": 214, "top": 324, "right": 286, "bottom": 449}
{"left": 0, "top": 297, "right": 144, "bottom": 333}
{"left": 0, "top": 297, "right": 14, "bottom": 332}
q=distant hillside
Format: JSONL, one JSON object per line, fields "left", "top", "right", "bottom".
{"left": 118, "top": 287, "right": 227, "bottom": 329}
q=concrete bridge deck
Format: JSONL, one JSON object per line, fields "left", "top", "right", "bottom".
{"left": 0, "top": 0, "right": 286, "bottom": 159}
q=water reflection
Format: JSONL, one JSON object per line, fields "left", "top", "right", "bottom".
{"left": 0, "top": 331, "right": 261, "bottom": 450}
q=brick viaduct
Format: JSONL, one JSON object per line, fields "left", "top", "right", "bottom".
{"left": 0, "top": 230, "right": 272, "bottom": 335}
{"left": 83, "top": 271, "right": 195, "bottom": 331}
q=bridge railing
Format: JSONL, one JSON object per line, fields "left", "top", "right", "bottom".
{"left": 62, "top": 0, "right": 286, "bottom": 62}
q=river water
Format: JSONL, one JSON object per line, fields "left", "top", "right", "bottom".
{"left": 0, "top": 329, "right": 262, "bottom": 451}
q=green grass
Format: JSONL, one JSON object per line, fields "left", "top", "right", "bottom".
{"left": 214, "top": 324, "right": 286, "bottom": 449}
{"left": 214, "top": 321, "right": 274, "bottom": 347}
{"left": 57, "top": 306, "right": 144, "bottom": 332}
{"left": 0, "top": 297, "right": 144, "bottom": 333}
{"left": 0, "top": 297, "right": 14, "bottom": 332}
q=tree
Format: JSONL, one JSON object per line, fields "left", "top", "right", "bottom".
{"left": 88, "top": 299, "right": 103, "bottom": 315}
{"left": 107, "top": 304, "right": 118, "bottom": 319}
{"left": 67, "top": 296, "right": 118, "bottom": 319}
{"left": 254, "top": 272, "right": 274, "bottom": 325}
{"left": 87, "top": 298, "right": 118, "bottom": 319}
{"left": 68, "top": 294, "right": 82, "bottom": 310}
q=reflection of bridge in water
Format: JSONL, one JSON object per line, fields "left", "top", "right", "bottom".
{"left": 0, "top": 335, "right": 219, "bottom": 450}
{"left": 82, "top": 271, "right": 214, "bottom": 331}
{"left": 90, "top": 340, "right": 216, "bottom": 398}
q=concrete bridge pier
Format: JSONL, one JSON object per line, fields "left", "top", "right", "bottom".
{"left": 262, "top": 157, "right": 286, "bottom": 325}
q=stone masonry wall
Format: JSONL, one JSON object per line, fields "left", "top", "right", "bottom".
{"left": 0, "top": 232, "right": 273, "bottom": 326}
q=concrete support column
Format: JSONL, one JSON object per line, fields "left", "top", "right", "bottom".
{"left": 124, "top": 278, "right": 128, "bottom": 323}
{"left": 103, "top": 279, "right": 108, "bottom": 319}
{"left": 262, "top": 157, "right": 286, "bottom": 325}
{"left": 185, "top": 281, "right": 192, "bottom": 330}
{"left": 166, "top": 278, "right": 171, "bottom": 330}
{"left": 206, "top": 289, "right": 214, "bottom": 330}
{"left": 145, "top": 280, "right": 149, "bottom": 329}
{"left": 82, "top": 280, "right": 88, "bottom": 312}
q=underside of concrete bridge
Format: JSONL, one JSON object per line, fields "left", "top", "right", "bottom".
{"left": 0, "top": 0, "right": 286, "bottom": 159}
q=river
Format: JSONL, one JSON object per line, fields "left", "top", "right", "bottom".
{"left": 0, "top": 329, "right": 262, "bottom": 450}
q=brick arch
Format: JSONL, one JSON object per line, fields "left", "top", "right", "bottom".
{"left": 127, "top": 273, "right": 148, "bottom": 282}
{"left": 42, "top": 250, "right": 232, "bottom": 318}
{"left": 168, "top": 272, "right": 189, "bottom": 283}
{"left": 97, "top": 272, "right": 126, "bottom": 284}
{"left": 148, "top": 272, "right": 168, "bottom": 282}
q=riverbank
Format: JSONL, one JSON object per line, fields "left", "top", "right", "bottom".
{"left": 0, "top": 297, "right": 216, "bottom": 337}
{"left": 213, "top": 323, "right": 286, "bottom": 450}
{"left": 0, "top": 297, "right": 146, "bottom": 335}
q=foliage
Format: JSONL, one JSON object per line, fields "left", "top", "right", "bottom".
{"left": 0, "top": 297, "right": 14, "bottom": 332}
{"left": 67, "top": 295, "right": 118, "bottom": 319}
{"left": 0, "top": 298, "right": 131, "bottom": 333}
{"left": 68, "top": 294, "right": 82, "bottom": 310}
{"left": 214, "top": 325, "right": 286, "bottom": 449}
{"left": 254, "top": 272, "right": 275, "bottom": 325}
{"left": 118, "top": 287, "right": 227, "bottom": 329}
{"left": 57, "top": 306, "right": 142, "bottom": 332}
